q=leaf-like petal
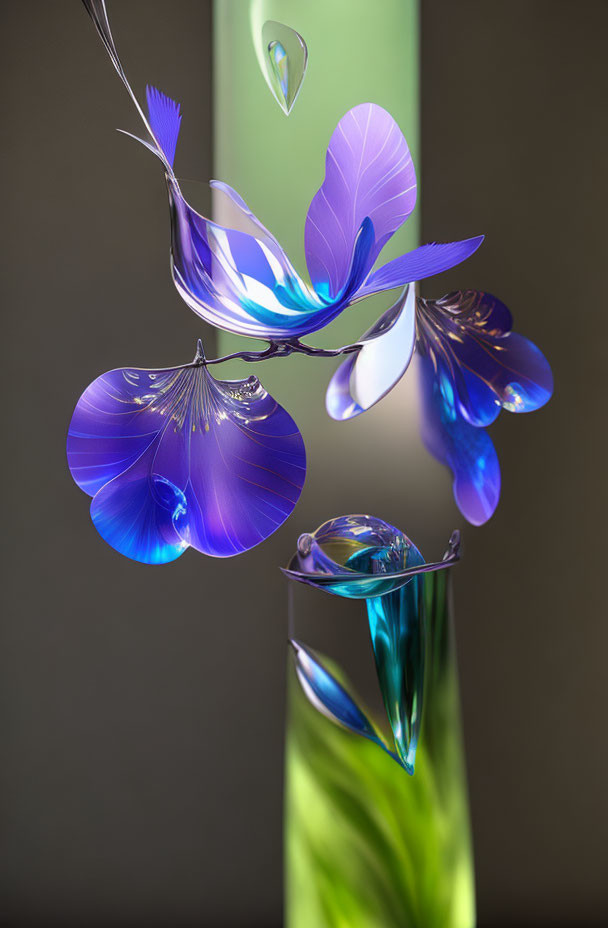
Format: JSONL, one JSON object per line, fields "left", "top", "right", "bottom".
{"left": 326, "top": 285, "right": 416, "bottom": 420}
{"left": 358, "top": 237, "right": 484, "bottom": 299}
{"left": 305, "top": 104, "right": 416, "bottom": 301}
{"left": 290, "top": 640, "right": 387, "bottom": 749}
{"left": 418, "top": 354, "right": 500, "bottom": 525}
{"left": 67, "top": 352, "right": 306, "bottom": 562}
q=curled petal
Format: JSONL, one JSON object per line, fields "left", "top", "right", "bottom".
{"left": 90, "top": 451, "right": 188, "bottom": 565}
{"left": 326, "top": 285, "right": 416, "bottom": 421}
{"left": 418, "top": 353, "right": 500, "bottom": 525}
{"left": 305, "top": 103, "right": 416, "bottom": 300}
{"left": 282, "top": 515, "right": 459, "bottom": 599}
{"left": 170, "top": 177, "right": 377, "bottom": 339}
{"left": 67, "top": 345, "right": 306, "bottom": 562}
{"left": 417, "top": 290, "right": 553, "bottom": 427}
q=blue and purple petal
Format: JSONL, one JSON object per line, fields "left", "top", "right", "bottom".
{"left": 417, "top": 353, "right": 501, "bottom": 526}
{"left": 67, "top": 346, "right": 306, "bottom": 563}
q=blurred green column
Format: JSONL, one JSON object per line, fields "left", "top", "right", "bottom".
{"left": 213, "top": 3, "right": 474, "bottom": 926}
{"left": 213, "top": 0, "right": 419, "bottom": 384}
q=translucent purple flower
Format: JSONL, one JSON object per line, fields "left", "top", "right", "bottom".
{"left": 152, "top": 94, "right": 482, "bottom": 340}
{"left": 82, "top": 2, "right": 483, "bottom": 340}
{"left": 327, "top": 289, "right": 553, "bottom": 524}
{"left": 67, "top": 342, "right": 306, "bottom": 564}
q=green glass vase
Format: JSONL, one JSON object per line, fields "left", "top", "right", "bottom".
{"left": 284, "top": 567, "right": 475, "bottom": 928}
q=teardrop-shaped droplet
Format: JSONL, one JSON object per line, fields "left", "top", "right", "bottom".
{"left": 261, "top": 20, "right": 308, "bottom": 115}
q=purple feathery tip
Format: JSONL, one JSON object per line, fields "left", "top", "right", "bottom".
{"left": 146, "top": 85, "right": 182, "bottom": 169}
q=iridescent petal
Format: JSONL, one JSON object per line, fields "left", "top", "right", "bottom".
{"left": 417, "top": 290, "right": 553, "bottom": 426}
{"left": 305, "top": 103, "right": 416, "bottom": 300}
{"left": 418, "top": 354, "right": 501, "bottom": 525}
{"left": 326, "top": 285, "right": 416, "bottom": 421}
{"left": 357, "top": 236, "right": 484, "bottom": 299}
{"left": 345, "top": 543, "right": 425, "bottom": 774}
{"left": 169, "top": 177, "right": 378, "bottom": 339}
{"left": 290, "top": 640, "right": 390, "bottom": 753}
{"left": 90, "top": 450, "right": 188, "bottom": 565}
{"left": 67, "top": 345, "right": 306, "bottom": 562}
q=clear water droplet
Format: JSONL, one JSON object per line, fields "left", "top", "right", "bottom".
{"left": 261, "top": 20, "right": 308, "bottom": 115}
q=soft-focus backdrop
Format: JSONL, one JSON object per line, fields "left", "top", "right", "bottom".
{"left": 1, "top": 1, "right": 606, "bottom": 926}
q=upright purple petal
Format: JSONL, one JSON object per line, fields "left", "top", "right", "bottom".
{"left": 145, "top": 85, "right": 181, "bottom": 169}
{"left": 418, "top": 354, "right": 501, "bottom": 526}
{"left": 67, "top": 349, "right": 306, "bottom": 562}
{"left": 357, "top": 236, "right": 484, "bottom": 299}
{"left": 326, "top": 285, "right": 416, "bottom": 421}
{"left": 305, "top": 104, "right": 416, "bottom": 300}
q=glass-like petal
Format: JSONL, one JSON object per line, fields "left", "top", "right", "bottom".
{"left": 90, "top": 450, "right": 188, "bottom": 565}
{"left": 67, "top": 345, "right": 306, "bottom": 562}
{"left": 345, "top": 543, "right": 425, "bottom": 775}
{"left": 326, "top": 285, "right": 416, "bottom": 421}
{"left": 170, "top": 176, "right": 379, "bottom": 339}
{"left": 290, "top": 640, "right": 390, "bottom": 752}
{"left": 282, "top": 515, "right": 460, "bottom": 599}
{"left": 357, "top": 237, "right": 485, "bottom": 299}
{"left": 305, "top": 104, "right": 416, "bottom": 301}
{"left": 418, "top": 353, "right": 501, "bottom": 525}
{"left": 417, "top": 290, "right": 554, "bottom": 426}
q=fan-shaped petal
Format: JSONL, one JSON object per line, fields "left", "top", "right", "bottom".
{"left": 417, "top": 290, "right": 553, "bottom": 426}
{"left": 67, "top": 347, "right": 306, "bottom": 562}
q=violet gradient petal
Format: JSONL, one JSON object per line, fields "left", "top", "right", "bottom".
{"left": 358, "top": 236, "right": 484, "bottom": 299}
{"left": 90, "top": 449, "right": 188, "bottom": 565}
{"left": 305, "top": 103, "right": 416, "bottom": 301}
{"left": 418, "top": 354, "right": 501, "bottom": 526}
{"left": 326, "top": 285, "right": 416, "bottom": 421}
{"left": 417, "top": 291, "right": 553, "bottom": 425}
{"left": 67, "top": 351, "right": 306, "bottom": 562}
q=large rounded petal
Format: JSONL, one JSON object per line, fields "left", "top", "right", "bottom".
{"left": 67, "top": 348, "right": 306, "bottom": 562}
{"left": 326, "top": 285, "right": 416, "bottom": 420}
{"left": 172, "top": 370, "right": 307, "bottom": 557}
{"left": 305, "top": 104, "right": 416, "bottom": 301}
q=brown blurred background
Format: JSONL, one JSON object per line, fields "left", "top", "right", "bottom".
{"left": 1, "top": 1, "right": 606, "bottom": 926}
